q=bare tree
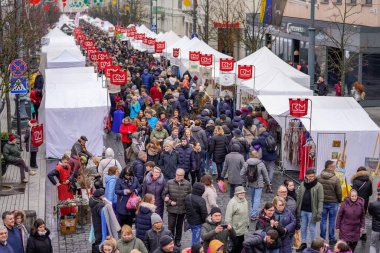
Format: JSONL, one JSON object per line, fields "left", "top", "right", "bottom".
{"left": 324, "top": 2, "right": 361, "bottom": 93}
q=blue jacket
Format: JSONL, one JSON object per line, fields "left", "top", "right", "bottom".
{"left": 176, "top": 144, "right": 196, "bottom": 173}
{"left": 173, "top": 94, "right": 189, "bottom": 118}
{"left": 105, "top": 175, "right": 118, "bottom": 204}
{"left": 252, "top": 131, "right": 277, "bottom": 161}
{"left": 6, "top": 227, "right": 23, "bottom": 253}
{"left": 275, "top": 207, "right": 296, "bottom": 253}
{"left": 0, "top": 242, "right": 14, "bottom": 253}
{"left": 141, "top": 71, "right": 154, "bottom": 90}
{"left": 147, "top": 117, "right": 158, "bottom": 129}
{"left": 130, "top": 101, "right": 141, "bottom": 119}
{"left": 135, "top": 202, "right": 156, "bottom": 241}
{"left": 132, "top": 159, "right": 146, "bottom": 184}
{"left": 115, "top": 177, "right": 141, "bottom": 215}
{"left": 159, "top": 150, "right": 179, "bottom": 180}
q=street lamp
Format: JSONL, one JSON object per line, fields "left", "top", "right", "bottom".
{"left": 308, "top": 0, "right": 316, "bottom": 90}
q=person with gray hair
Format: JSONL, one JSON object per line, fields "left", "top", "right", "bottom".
{"left": 2, "top": 211, "right": 23, "bottom": 253}
{"left": 162, "top": 168, "right": 191, "bottom": 247}
{"left": 132, "top": 151, "right": 147, "bottom": 184}
{"left": 159, "top": 141, "right": 178, "bottom": 180}
{"left": 0, "top": 225, "right": 14, "bottom": 253}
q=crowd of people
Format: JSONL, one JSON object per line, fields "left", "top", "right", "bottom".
{"left": 1, "top": 19, "right": 379, "bottom": 253}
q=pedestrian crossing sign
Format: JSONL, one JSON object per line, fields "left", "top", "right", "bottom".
{"left": 10, "top": 76, "right": 28, "bottom": 94}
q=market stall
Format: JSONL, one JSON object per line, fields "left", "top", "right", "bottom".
{"left": 257, "top": 95, "right": 380, "bottom": 181}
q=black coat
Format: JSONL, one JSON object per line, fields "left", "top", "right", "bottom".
{"left": 145, "top": 228, "right": 172, "bottom": 253}
{"left": 209, "top": 135, "right": 229, "bottom": 163}
{"left": 132, "top": 159, "right": 146, "bottom": 184}
{"left": 351, "top": 170, "right": 373, "bottom": 211}
{"left": 115, "top": 177, "right": 141, "bottom": 215}
{"left": 369, "top": 199, "right": 380, "bottom": 232}
{"left": 89, "top": 197, "right": 105, "bottom": 244}
{"left": 135, "top": 202, "right": 156, "bottom": 241}
{"left": 176, "top": 144, "right": 195, "bottom": 173}
{"left": 242, "top": 230, "right": 267, "bottom": 253}
{"left": 26, "top": 229, "right": 52, "bottom": 253}
{"left": 185, "top": 182, "right": 207, "bottom": 225}
{"left": 159, "top": 150, "right": 178, "bottom": 180}
{"left": 153, "top": 246, "right": 181, "bottom": 253}
{"left": 142, "top": 172, "right": 166, "bottom": 217}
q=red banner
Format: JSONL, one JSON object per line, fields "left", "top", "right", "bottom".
{"left": 238, "top": 65, "right": 253, "bottom": 80}
{"left": 155, "top": 41, "right": 166, "bottom": 53}
{"left": 110, "top": 71, "right": 127, "bottom": 85}
{"left": 147, "top": 38, "right": 156, "bottom": 46}
{"left": 31, "top": 124, "right": 44, "bottom": 147}
{"left": 83, "top": 40, "right": 94, "bottom": 48}
{"left": 96, "top": 52, "right": 109, "bottom": 61}
{"left": 89, "top": 52, "right": 98, "bottom": 62}
{"left": 87, "top": 48, "right": 97, "bottom": 56}
{"left": 200, "top": 54, "right": 213, "bottom": 66}
{"left": 143, "top": 37, "right": 148, "bottom": 45}
{"left": 97, "top": 59, "right": 112, "bottom": 71}
{"left": 173, "top": 48, "right": 180, "bottom": 58}
{"left": 105, "top": 65, "right": 121, "bottom": 78}
{"left": 289, "top": 99, "right": 308, "bottom": 117}
{"left": 135, "top": 33, "right": 145, "bottom": 40}
{"left": 219, "top": 58, "right": 235, "bottom": 72}
{"left": 189, "top": 51, "right": 200, "bottom": 61}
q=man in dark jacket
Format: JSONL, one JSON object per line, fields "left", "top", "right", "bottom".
{"left": 252, "top": 127, "right": 277, "bottom": 189}
{"left": 141, "top": 69, "right": 154, "bottom": 92}
{"left": 175, "top": 138, "right": 196, "bottom": 181}
{"left": 201, "top": 207, "right": 236, "bottom": 252}
{"left": 159, "top": 142, "right": 178, "bottom": 180}
{"left": 173, "top": 94, "right": 189, "bottom": 118}
{"left": 2, "top": 211, "right": 23, "bottom": 253}
{"left": 222, "top": 143, "right": 245, "bottom": 198}
{"left": 162, "top": 169, "right": 192, "bottom": 247}
{"left": 242, "top": 229, "right": 278, "bottom": 253}
{"left": 302, "top": 238, "right": 329, "bottom": 253}
{"left": 229, "top": 129, "right": 250, "bottom": 160}
{"left": 89, "top": 188, "right": 105, "bottom": 253}
{"left": 34, "top": 70, "right": 44, "bottom": 90}
{"left": 185, "top": 182, "right": 208, "bottom": 245}
{"left": 133, "top": 151, "right": 147, "bottom": 184}
{"left": 152, "top": 235, "right": 181, "bottom": 253}
{"left": 317, "top": 160, "right": 342, "bottom": 244}
{"left": 145, "top": 213, "right": 173, "bottom": 252}
{"left": 191, "top": 120, "right": 208, "bottom": 152}
{"left": 369, "top": 182, "right": 380, "bottom": 253}
{"left": 0, "top": 225, "right": 14, "bottom": 253}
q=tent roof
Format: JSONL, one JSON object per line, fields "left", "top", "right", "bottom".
{"left": 45, "top": 67, "right": 102, "bottom": 90}
{"left": 44, "top": 45, "right": 83, "bottom": 60}
{"left": 161, "top": 31, "right": 180, "bottom": 47}
{"left": 258, "top": 95, "right": 380, "bottom": 132}
{"left": 43, "top": 27, "right": 67, "bottom": 39}
{"left": 240, "top": 71, "right": 313, "bottom": 96}
{"left": 47, "top": 49, "right": 85, "bottom": 68}
{"left": 165, "top": 36, "right": 190, "bottom": 56}
{"left": 137, "top": 24, "right": 156, "bottom": 37}
{"left": 180, "top": 37, "right": 232, "bottom": 61}
{"left": 238, "top": 47, "right": 310, "bottom": 89}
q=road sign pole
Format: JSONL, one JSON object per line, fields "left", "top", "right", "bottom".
{"left": 15, "top": 94, "right": 22, "bottom": 149}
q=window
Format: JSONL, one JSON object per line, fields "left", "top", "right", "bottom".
{"left": 350, "top": 0, "right": 356, "bottom": 4}
{"left": 365, "top": 0, "right": 372, "bottom": 5}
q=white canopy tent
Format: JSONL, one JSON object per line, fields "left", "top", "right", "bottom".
{"left": 46, "top": 49, "right": 85, "bottom": 69}
{"left": 40, "top": 68, "right": 108, "bottom": 158}
{"left": 238, "top": 47, "right": 310, "bottom": 89}
{"left": 40, "top": 45, "right": 84, "bottom": 71}
{"left": 258, "top": 95, "right": 380, "bottom": 180}
{"left": 164, "top": 35, "right": 190, "bottom": 58}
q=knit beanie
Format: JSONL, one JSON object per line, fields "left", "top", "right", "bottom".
{"left": 151, "top": 213, "right": 162, "bottom": 225}
{"left": 160, "top": 235, "right": 173, "bottom": 247}
{"left": 210, "top": 207, "right": 222, "bottom": 216}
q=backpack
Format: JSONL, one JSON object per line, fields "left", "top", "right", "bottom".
{"left": 265, "top": 135, "right": 277, "bottom": 153}
{"left": 246, "top": 163, "right": 259, "bottom": 183}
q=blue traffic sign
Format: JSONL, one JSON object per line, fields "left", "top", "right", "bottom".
{"left": 10, "top": 77, "right": 28, "bottom": 94}
{"left": 10, "top": 59, "right": 27, "bottom": 77}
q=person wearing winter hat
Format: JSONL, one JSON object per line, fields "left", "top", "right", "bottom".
{"left": 146, "top": 213, "right": 173, "bottom": 252}
{"left": 369, "top": 181, "right": 380, "bottom": 253}
{"left": 229, "top": 129, "right": 250, "bottom": 160}
{"left": 3, "top": 133, "right": 36, "bottom": 183}
{"left": 89, "top": 188, "right": 105, "bottom": 253}
{"left": 201, "top": 207, "right": 236, "bottom": 252}
{"left": 225, "top": 186, "right": 249, "bottom": 253}
{"left": 24, "top": 119, "right": 40, "bottom": 169}
{"left": 152, "top": 235, "right": 180, "bottom": 253}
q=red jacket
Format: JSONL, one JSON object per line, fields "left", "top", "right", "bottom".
{"left": 119, "top": 123, "right": 137, "bottom": 143}
{"left": 150, "top": 86, "right": 163, "bottom": 102}
{"left": 30, "top": 90, "right": 42, "bottom": 105}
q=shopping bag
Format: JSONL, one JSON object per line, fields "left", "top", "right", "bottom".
{"left": 293, "top": 229, "right": 301, "bottom": 249}
{"left": 217, "top": 180, "right": 226, "bottom": 193}
{"left": 126, "top": 193, "right": 140, "bottom": 210}
{"left": 223, "top": 180, "right": 229, "bottom": 193}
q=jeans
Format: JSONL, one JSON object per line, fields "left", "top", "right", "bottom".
{"left": 250, "top": 187, "right": 263, "bottom": 217}
{"left": 229, "top": 184, "right": 241, "bottom": 199}
{"left": 320, "top": 202, "right": 338, "bottom": 241}
{"left": 216, "top": 163, "right": 223, "bottom": 180}
{"left": 8, "top": 159, "right": 29, "bottom": 181}
{"left": 30, "top": 151, "right": 37, "bottom": 167}
{"left": 168, "top": 213, "right": 185, "bottom": 243}
{"left": 301, "top": 211, "right": 316, "bottom": 243}
{"left": 370, "top": 230, "right": 380, "bottom": 253}
{"left": 263, "top": 160, "right": 275, "bottom": 182}
{"left": 189, "top": 224, "right": 202, "bottom": 245}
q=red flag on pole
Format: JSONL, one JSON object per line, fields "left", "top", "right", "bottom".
{"left": 237, "top": 65, "right": 253, "bottom": 80}
{"left": 200, "top": 54, "right": 213, "bottom": 66}
{"left": 219, "top": 58, "right": 235, "bottom": 72}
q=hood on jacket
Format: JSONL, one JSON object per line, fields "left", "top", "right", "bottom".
{"left": 192, "top": 182, "right": 205, "bottom": 196}
{"left": 105, "top": 174, "right": 117, "bottom": 184}
{"left": 320, "top": 170, "right": 336, "bottom": 179}
{"left": 191, "top": 126, "right": 202, "bottom": 132}
{"left": 351, "top": 170, "right": 371, "bottom": 183}
{"left": 179, "top": 94, "right": 186, "bottom": 102}
{"left": 139, "top": 202, "right": 156, "bottom": 214}
{"left": 246, "top": 157, "right": 262, "bottom": 166}
{"left": 201, "top": 109, "right": 209, "bottom": 117}
{"left": 143, "top": 69, "right": 148, "bottom": 75}
{"left": 209, "top": 239, "right": 224, "bottom": 253}
{"left": 231, "top": 143, "right": 241, "bottom": 152}
{"left": 89, "top": 196, "right": 104, "bottom": 208}
{"left": 145, "top": 171, "right": 165, "bottom": 184}
{"left": 105, "top": 147, "right": 115, "bottom": 159}
{"left": 233, "top": 116, "right": 242, "bottom": 122}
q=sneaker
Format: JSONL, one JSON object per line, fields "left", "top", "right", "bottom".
{"left": 22, "top": 179, "right": 28, "bottom": 183}
{"left": 296, "top": 243, "right": 307, "bottom": 252}
{"left": 29, "top": 170, "right": 36, "bottom": 176}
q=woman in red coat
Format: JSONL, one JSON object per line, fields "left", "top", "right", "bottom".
{"left": 149, "top": 82, "right": 163, "bottom": 103}
{"left": 119, "top": 117, "right": 138, "bottom": 161}
{"left": 336, "top": 189, "right": 365, "bottom": 252}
